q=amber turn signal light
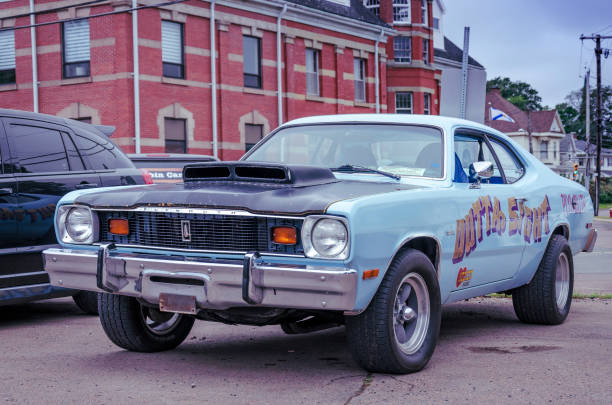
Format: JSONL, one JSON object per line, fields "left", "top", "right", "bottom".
{"left": 362, "top": 269, "right": 380, "bottom": 280}
{"left": 272, "top": 226, "right": 297, "bottom": 245}
{"left": 109, "top": 219, "right": 129, "bottom": 235}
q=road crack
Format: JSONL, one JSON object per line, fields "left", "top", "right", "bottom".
{"left": 344, "top": 373, "right": 373, "bottom": 405}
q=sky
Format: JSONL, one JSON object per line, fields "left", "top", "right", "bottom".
{"left": 441, "top": 0, "right": 612, "bottom": 108}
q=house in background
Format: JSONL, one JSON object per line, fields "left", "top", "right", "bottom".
{"left": 485, "top": 88, "right": 566, "bottom": 172}
{"left": 432, "top": 0, "right": 486, "bottom": 123}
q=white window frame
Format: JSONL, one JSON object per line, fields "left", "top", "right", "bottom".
{"left": 393, "top": 0, "right": 411, "bottom": 24}
{"left": 305, "top": 48, "right": 320, "bottom": 96}
{"left": 423, "top": 93, "right": 431, "bottom": 115}
{"left": 421, "top": 0, "right": 428, "bottom": 25}
{"left": 354, "top": 58, "right": 366, "bottom": 102}
{"left": 363, "top": 0, "right": 380, "bottom": 17}
{"left": 395, "top": 92, "right": 413, "bottom": 114}
{"left": 0, "top": 29, "right": 16, "bottom": 84}
{"left": 62, "top": 20, "right": 90, "bottom": 78}
{"left": 393, "top": 36, "right": 411, "bottom": 63}
{"left": 540, "top": 140, "right": 549, "bottom": 160}
{"left": 161, "top": 20, "right": 185, "bottom": 79}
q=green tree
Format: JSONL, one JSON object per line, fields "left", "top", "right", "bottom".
{"left": 486, "top": 76, "right": 543, "bottom": 111}
{"left": 556, "top": 85, "right": 612, "bottom": 148}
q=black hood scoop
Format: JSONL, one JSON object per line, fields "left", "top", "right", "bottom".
{"left": 183, "top": 161, "right": 339, "bottom": 187}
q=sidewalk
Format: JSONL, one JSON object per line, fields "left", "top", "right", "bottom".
{"left": 573, "top": 216, "right": 612, "bottom": 297}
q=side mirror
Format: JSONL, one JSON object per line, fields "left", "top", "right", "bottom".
{"left": 469, "top": 161, "right": 494, "bottom": 179}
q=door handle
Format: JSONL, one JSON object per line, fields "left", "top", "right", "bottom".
{"left": 0, "top": 187, "right": 13, "bottom": 196}
{"left": 75, "top": 183, "right": 99, "bottom": 189}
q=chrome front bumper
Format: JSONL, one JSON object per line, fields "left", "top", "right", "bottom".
{"left": 43, "top": 246, "right": 358, "bottom": 312}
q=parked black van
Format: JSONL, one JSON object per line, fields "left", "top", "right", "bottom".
{"left": 0, "top": 109, "right": 147, "bottom": 313}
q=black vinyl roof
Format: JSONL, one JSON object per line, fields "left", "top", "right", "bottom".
{"left": 434, "top": 36, "right": 483, "bottom": 68}
{"left": 285, "top": 0, "right": 389, "bottom": 28}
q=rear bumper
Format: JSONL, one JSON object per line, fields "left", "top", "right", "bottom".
{"left": 43, "top": 246, "right": 358, "bottom": 312}
{"left": 583, "top": 228, "right": 597, "bottom": 252}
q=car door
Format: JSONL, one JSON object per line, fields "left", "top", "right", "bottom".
{"left": 450, "top": 130, "right": 527, "bottom": 289}
{"left": 0, "top": 119, "right": 18, "bottom": 253}
{"left": 3, "top": 118, "right": 101, "bottom": 253}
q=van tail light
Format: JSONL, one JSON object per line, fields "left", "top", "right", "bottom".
{"left": 140, "top": 169, "right": 154, "bottom": 184}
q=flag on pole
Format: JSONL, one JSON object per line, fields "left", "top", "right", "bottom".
{"left": 489, "top": 107, "right": 515, "bottom": 123}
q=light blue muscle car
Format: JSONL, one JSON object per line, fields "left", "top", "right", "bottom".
{"left": 43, "top": 115, "right": 597, "bottom": 374}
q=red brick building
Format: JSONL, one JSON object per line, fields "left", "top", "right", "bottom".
{"left": 0, "top": 0, "right": 438, "bottom": 159}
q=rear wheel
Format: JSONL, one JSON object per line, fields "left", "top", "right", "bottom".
{"left": 72, "top": 291, "right": 99, "bottom": 315}
{"left": 98, "top": 293, "right": 195, "bottom": 352}
{"left": 345, "top": 249, "right": 441, "bottom": 373}
{"left": 512, "top": 234, "right": 573, "bottom": 325}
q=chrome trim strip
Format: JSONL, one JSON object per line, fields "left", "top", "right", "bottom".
{"left": 92, "top": 206, "right": 306, "bottom": 220}
{"left": 93, "top": 243, "right": 306, "bottom": 258}
{"left": 0, "top": 271, "right": 48, "bottom": 280}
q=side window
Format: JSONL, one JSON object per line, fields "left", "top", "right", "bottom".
{"left": 488, "top": 138, "right": 524, "bottom": 183}
{"left": 72, "top": 133, "right": 133, "bottom": 170}
{"left": 61, "top": 132, "right": 85, "bottom": 171}
{"left": 8, "top": 124, "right": 69, "bottom": 173}
{"left": 454, "top": 134, "right": 502, "bottom": 184}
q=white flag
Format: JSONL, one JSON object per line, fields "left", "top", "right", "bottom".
{"left": 490, "top": 107, "right": 515, "bottom": 123}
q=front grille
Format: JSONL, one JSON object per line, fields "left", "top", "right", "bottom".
{"left": 97, "top": 210, "right": 303, "bottom": 255}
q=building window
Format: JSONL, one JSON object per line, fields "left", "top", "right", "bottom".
{"left": 422, "top": 38, "right": 429, "bottom": 64}
{"left": 164, "top": 118, "right": 187, "bottom": 153}
{"left": 354, "top": 58, "right": 366, "bottom": 102}
{"left": 75, "top": 117, "right": 92, "bottom": 124}
{"left": 433, "top": 17, "right": 439, "bottom": 29}
{"left": 553, "top": 142, "right": 557, "bottom": 159}
{"left": 395, "top": 92, "right": 413, "bottom": 114}
{"left": 363, "top": 0, "right": 380, "bottom": 16}
{"left": 421, "top": 0, "right": 428, "bottom": 25}
{"left": 393, "top": 0, "right": 411, "bottom": 24}
{"left": 245, "top": 124, "right": 263, "bottom": 152}
{"left": 243, "top": 36, "right": 261, "bottom": 88}
{"left": 423, "top": 94, "right": 431, "bottom": 115}
{"left": 540, "top": 141, "right": 548, "bottom": 160}
{"left": 62, "top": 20, "right": 90, "bottom": 78}
{"left": 0, "top": 29, "right": 16, "bottom": 85}
{"left": 305, "top": 48, "right": 320, "bottom": 96}
{"left": 393, "top": 36, "right": 411, "bottom": 62}
{"left": 162, "top": 21, "right": 184, "bottom": 79}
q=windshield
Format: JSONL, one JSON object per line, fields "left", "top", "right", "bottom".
{"left": 244, "top": 124, "right": 444, "bottom": 178}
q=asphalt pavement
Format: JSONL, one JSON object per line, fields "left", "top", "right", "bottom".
{"left": 574, "top": 217, "right": 612, "bottom": 295}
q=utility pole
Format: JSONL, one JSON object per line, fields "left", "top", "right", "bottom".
{"left": 527, "top": 110, "right": 533, "bottom": 154}
{"left": 585, "top": 69, "right": 590, "bottom": 187}
{"left": 580, "top": 33, "right": 612, "bottom": 216}
{"left": 459, "top": 27, "right": 470, "bottom": 119}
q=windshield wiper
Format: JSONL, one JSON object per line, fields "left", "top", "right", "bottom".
{"left": 330, "top": 164, "right": 401, "bottom": 181}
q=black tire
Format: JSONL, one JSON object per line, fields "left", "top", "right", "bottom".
{"left": 512, "top": 234, "right": 573, "bottom": 325}
{"left": 72, "top": 291, "right": 99, "bottom": 315}
{"left": 98, "top": 293, "right": 195, "bottom": 352}
{"left": 345, "top": 249, "right": 441, "bottom": 374}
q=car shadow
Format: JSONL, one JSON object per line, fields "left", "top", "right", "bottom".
{"left": 72, "top": 298, "right": 527, "bottom": 376}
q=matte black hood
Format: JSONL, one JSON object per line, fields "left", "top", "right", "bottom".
{"left": 74, "top": 162, "right": 421, "bottom": 215}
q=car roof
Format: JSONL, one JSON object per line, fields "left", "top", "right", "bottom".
{"left": 280, "top": 114, "right": 509, "bottom": 139}
{"left": 0, "top": 108, "right": 114, "bottom": 138}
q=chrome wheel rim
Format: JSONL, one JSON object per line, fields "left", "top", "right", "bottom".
{"left": 393, "top": 272, "right": 430, "bottom": 355}
{"left": 141, "top": 307, "right": 182, "bottom": 336}
{"left": 555, "top": 252, "right": 570, "bottom": 310}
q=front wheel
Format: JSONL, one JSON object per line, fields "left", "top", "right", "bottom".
{"left": 72, "top": 291, "right": 99, "bottom": 315}
{"left": 98, "top": 293, "right": 195, "bottom": 352}
{"left": 345, "top": 249, "right": 441, "bottom": 374}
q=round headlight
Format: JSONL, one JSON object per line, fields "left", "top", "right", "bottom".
{"left": 311, "top": 219, "right": 348, "bottom": 257}
{"left": 65, "top": 207, "right": 93, "bottom": 242}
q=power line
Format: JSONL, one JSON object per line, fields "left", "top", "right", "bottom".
{"left": 0, "top": 0, "right": 188, "bottom": 32}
